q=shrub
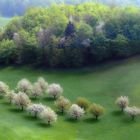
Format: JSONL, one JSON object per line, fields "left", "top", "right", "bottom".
{"left": 76, "top": 97, "right": 90, "bottom": 111}
{"left": 31, "top": 82, "right": 42, "bottom": 99}
{"left": 0, "top": 81, "right": 9, "bottom": 97}
{"left": 27, "top": 103, "right": 46, "bottom": 118}
{"left": 39, "top": 107, "right": 57, "bottom": 125}
{"left": 12, "top": 92, "right": 31, "bottom": 110}
{"left": 47, "top": 83, "right": 63, "bottom": 99}
{"left": 68, "top": 104, "right": 85, "bottom": 120}
{"left": 124, "top": 106, "right": 140, "bottom": 121}
{"left": 116, "top": 96, "right": 129, "bottom": 111}
{"left": 0, "top": 39, "right": 17, "bottom": 64}
{"left": 37, "top": 77, "right": 48, "bottom": 93}
{"left": 55, "top": 96, "right": 70, "bottom": 114}
{"left": 5, "top": 90, "right": 16, "bottom": 104}
{"left": 17, "top": 78, "right": 32, "bottom": 94}
{"left": 89, "top": 103, "right": 105, "bottom": 120}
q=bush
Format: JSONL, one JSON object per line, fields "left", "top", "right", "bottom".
{"left": 31, "top": 82, "right": 42, "bottom": 99}
{"left": 27, "top": 103, "right": 46, "bottom": 118}
{"left": 16, "top": 78, "right": 32, "bottom": 94}
{"left": 89, "top": 103, "right": 105, "bottom": 120}
{"left": 124, "top": 106, "right": 140, "bottom": 121}
{"left": 76, "top": 97, "right": 90, "bottom": 111}
{"left": 55, "top": 96, "right": 70, "bottom": 114}
{"left": 12, "top": 92, "right": 31, "bottom": 110}
{"left": 68, "top": 104, "right": 85, "bottom": 120}
{"left": 0, "top": 81, "right": 9, "bottom": 97}
{"left": 0, "top": 39, "right": 17, "bottom": 64}
{"left": 116, "top": 96, "right": 129, "bottom": 111}
{"left": 5, "top": 90, "right": 16, "bottom": 104}
{"left": 37, "top": 77, "right": 48, "bottom": 93}
{"left": 47, "top": 83, "right": 63, "bottom": 99}
{"left": 39, "top": 107, "right": 57, "bottom": 125}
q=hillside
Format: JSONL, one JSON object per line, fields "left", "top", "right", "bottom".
{"left": 0, "top": 0, "right": 140, "bottom": 17}
{"left": 0, "top": 56, "right": 140, "bottom": 140}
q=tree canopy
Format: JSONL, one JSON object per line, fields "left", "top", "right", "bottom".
{"left": 0, "top": 0, "right": 140, "bottom": 17}
{"left": 0, "top": 3, "right": 140, "bottom": 68}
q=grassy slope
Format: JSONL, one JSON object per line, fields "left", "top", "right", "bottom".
{"left": 0, "top": 17, "right": 11, "bottom": 27}
{"left": 0, "top": 56, "right": 140, "bottom": 140}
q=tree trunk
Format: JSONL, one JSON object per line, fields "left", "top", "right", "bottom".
{"left": 54, "top": 95, "right": 56, "bottom": 100}
{"left": 21, "top": 106, "right": 24, "bottom": 111}
{"left": 61, "top": 107, "right": 64, "bottom": 114}
{"left": 95, "top": 115, "right": 98, "bottom": 120}
{"left": 34, "top": 112, "right": 37, "bottom": 118}
{"left": 132, "top": 115, "right": 135, "bottom": 121}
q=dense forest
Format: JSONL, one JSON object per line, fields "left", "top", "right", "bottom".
{"left": 0, "top": 3, "right": 140, "bottom": 68}
{"left": 0, "top": 0, "right": 140, "bottom": 17}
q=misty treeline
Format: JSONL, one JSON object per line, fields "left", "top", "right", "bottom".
{"left": 0, "top": 0, "right": 140, "bottom": 17}
{"left": 0, "top": 3, "right": 140, "bottom": 68}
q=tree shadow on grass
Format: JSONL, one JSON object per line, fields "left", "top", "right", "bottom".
{"left": 111, "top": 110, "right": 123, "bottom": 116}
{"left": 43, "top": 97, "right": 55, "bottom": 102}
{"left": 8, "top": 108, "right": 23, "bottom": 113}
{"left": 30, "top": 97, "right": 38, "bottom": 101}
{"left": 56, "top": 111, "right": 65, "bottom": 116}
{"left": 84, "top": 118, "right": 99, "bottom": 124}
{"left": 23, "top": 115, "right": 38, "bottom": 122}
{"left": 64, "top": 118, "right": 80, "bottom": 123}
{"left": 37, "top": 122, "right": 52, "bottom": 128}
{"left": 1, "top": 102, "right": 11, "bottom": 106}
{"left": 121, "top": 117, "right": 137, "bottom": 124}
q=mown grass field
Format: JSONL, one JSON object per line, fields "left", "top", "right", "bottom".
{"left": 0, "top": 56, "right": 140, "bottom": 140}
{"left": 0, "top": 17, "right": 11, "bottom": 27}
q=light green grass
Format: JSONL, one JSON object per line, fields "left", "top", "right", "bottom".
{"left": 0, "top": 17, "right": 11, "bottom": 27}
{"left": 0, "top": 56, "right": 140, "bottom": 140}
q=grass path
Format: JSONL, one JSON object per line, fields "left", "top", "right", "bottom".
{"left": 0, "top": 56, "right": 140, "bottom": 140}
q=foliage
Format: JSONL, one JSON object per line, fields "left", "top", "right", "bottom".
{"left": 76, "top": 97, "right": 90, "bottom": 111}
{"left": 37, "top": 77, "right": 48, "bottom": 93}
{"left": 31, "top": 82, "right": 42, "bottom": 99}
{"left": 12, "top": 92, "right": 31, "bottom": 110}
{"left": 47, "top": 83, "right": 63, "bottom": 99}
{"left": 39, "top": 107, "right": 57, "bottom": 125}
{"left": 5, "top": 90, "right": 16, "bottom": 104}
{"left": 16, "top": 79, "right": 32, "bottom": 94}
{"left": 55, "top": 96, "right": 70, "bottom": 114}
{"left": 68, "top": 104, "right": 85, "bottom": 120}
{"left": 27, "top": 103, "right": 46, "bottom": 117}
{"left": 124, "top": 106, "right": 140, "bottom": 121}
{"left": 0, "top": 81, "right": 9, "bottom": 96}
{"left": 89, "top": 103, "right": 105, "bottom": 120}
{"left": 0, "top": 4, "right": 140, "bottom": 68}
{"left": 116, "top": 96, "right": 129, "bottom": 111}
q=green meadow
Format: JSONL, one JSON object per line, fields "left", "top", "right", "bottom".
{"left": 0, "top": 56, "right": 140, "bottom": 140}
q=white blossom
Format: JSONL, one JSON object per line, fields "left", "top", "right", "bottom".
{"left": 124, "top": 106, "right": 140, "bottom": 120}
{"left": 0, "top": 81, "right": 9, "bottom": 96}
{"left": 31, "top": 82, "right": 42, "bottom": 99}
{"left": 6, "top": 90, "right": 16, "bottom": 103}
{"left": 116, "top": 96, "right": 129, "bottom": 111}
{"left": 37, "top": 77, "right": 48, "bottom": 93}
{"left": 17, "top": 78, "right": 32, "bottom": 94}
{"left": 12, "top": 92, "right": 31, "bottom": 110}
{"left": 68, "top": 104, "right": 85, "bottom": 120}
{"left": 40, "top": 107, "right": 57, "bottom": 125}
{"left": 47, "top": 83, "right": 63, "bottom": 99}
{"left": 27, "top": 103, "right": 46, "bottom": 117}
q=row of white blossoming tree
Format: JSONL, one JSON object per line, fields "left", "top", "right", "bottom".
{"left": 0, "top": 77, "right": 140, "bottom": 125}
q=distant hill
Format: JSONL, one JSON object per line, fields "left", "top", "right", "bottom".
{"left": 0, "top": 0, "right": 140, "bottom": 17}
{"left": 0, "top": 17, "right": 11, "bottom": 27}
